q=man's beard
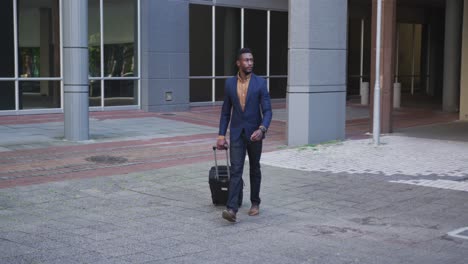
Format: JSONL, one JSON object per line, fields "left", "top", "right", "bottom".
{"left": 242, "top": 69, "right": 252, "bottom": 75}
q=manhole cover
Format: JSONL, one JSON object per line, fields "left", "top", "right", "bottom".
{"left": 447, "top": 227, "right": 468, "bottom": 240}
{"left": 85, "top": 155, "right": 128, "bottom": 164}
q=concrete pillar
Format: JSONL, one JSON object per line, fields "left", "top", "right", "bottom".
{"left": 287, "top": 0, "right": 347, "bottom": 146}
{"left": 63, "top": 0, "right": 89, "bottom": 141}
{"left": 443, "top": 0, "right": 463, "bottom": 112}
{"left": 140, "top": 0, "right": 190, "bottom": 112}
{"left": 460, "top": 0, "right": 468, "bottom": 120}
{"left": 370, "top": 0, "right": 396, "bottom": 134}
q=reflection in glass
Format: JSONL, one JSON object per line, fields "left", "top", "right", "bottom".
{"left": 270, "top": 11, "right": 288, "bottom": 76}
{"left": 89, "top": 0, "right": 101, "bottom": 77}
{"left": 89, "top": 80, "right": 102, "bottom": 107}
{"left": 18, "top": 0, "right": 60, "bottom": 78}
{"left": 104, "top": 80, "right": 138, "bottom": 106}
{"left": 269, "top": 78, "right": 287, "bottom": 99}
{"left": 215, "top": 79, "right": 227, "bottom": 101}
{"left": 0, "top": 1, "right": 14, "bottom": 77}
{"left": 244, "top": 9, "right": 267, "bottom": 76}
{"left": 189, "top": 4, "right": 212, "bottom": 77}
{"left": 19, "top": 81, "right": 61, "bottom": 109}
{"left": 0, "top": 82, "right": 15, "bottom": 110}
{"left": 215, "top": 7, "right": 240, "bottom": 77}
{"left": 190, "top": 79, "right": 212, "bottom": 102}
{"left": 104, "top": 0, "right": 137, "bottom": 77}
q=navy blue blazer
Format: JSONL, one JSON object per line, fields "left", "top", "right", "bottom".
{"left": 218, "top": 74, "right": 272, "bottom": 142}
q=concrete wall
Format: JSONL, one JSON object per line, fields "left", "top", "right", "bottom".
{"left": 141, "top": 0, "right": 190, "bottom": 112}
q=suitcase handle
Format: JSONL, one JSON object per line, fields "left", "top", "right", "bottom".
{"left": 212, "top": 146, "right": 230, "bottom": 181}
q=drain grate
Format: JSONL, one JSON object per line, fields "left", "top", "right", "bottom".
{"left": 161, "top": 113, "right": 176, "bottom": 116}
{"left": 447, "top": 227, "right": 468, "bottom": 240}
{"left": 85, "top": 155, "right": 128, "bottom": 164}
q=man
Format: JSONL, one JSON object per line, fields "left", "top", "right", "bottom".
{"left": 217, "top": 48, "right": 272, "bottom": 223}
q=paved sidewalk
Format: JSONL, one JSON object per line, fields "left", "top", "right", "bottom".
{"left": 262, "top": 121, "right": 468, "bottom": 192}
{"left": 1, "top": 160, "right": 468, "bottom": 264}
{"left": 0, "top": 116, "right": 216, "bottom": 152}
{"left": 1, "top": 104, "right": 468, "bottom": 263}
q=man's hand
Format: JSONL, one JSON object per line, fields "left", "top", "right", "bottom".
{"left": 250, "top": 129, "right": 263, "bottom": 142}
{"left": 217, "top": 138, "right": 228, "bottom": 150}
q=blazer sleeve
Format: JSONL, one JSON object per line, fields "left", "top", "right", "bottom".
{"left": 260, "top": 78, "right": 272, "bottom": 129}
{"left": 218, "top": 79, "right": 232, "bottom": 136}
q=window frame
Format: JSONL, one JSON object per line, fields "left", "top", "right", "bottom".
{"left": 0, "top": 0, "right": 142, "bottom": 114}
{"left": 188, "top": 4, "right": 288, "bottom": 104}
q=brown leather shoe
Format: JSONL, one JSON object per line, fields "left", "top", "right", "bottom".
{"left": 222, "top": 209, "right": 237, "bottom": 222}
{"left": 248, "top": 204, "right": 259, "bottom": 216}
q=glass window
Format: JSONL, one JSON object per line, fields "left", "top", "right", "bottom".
{"left": 89, "top": 0, "right": 101, "bottom": 77}
{"left": 19, "top": 81, "right": 61, "bottom": 109}
{"left": 0, "top": 1, "right": 14, "bottom": 77}
{"left": 89, "top": 80, "right": 102, "bottom": 107}
{"left": 189, "top": 4, "right": 212, "bottom": 77}
{"left": 104, "top": 0, "right": 137, "bottom": 77}
{"left": 270, "top": 11, "right": 288, "bottom": 76}
{"left": 215, "top": 7, "right": 240, "bottom": 77}
{"left": 269, "top": 78, "right": 287, "bottom": 99}
{"left": 244, "top": 9, "right": 267, "bottom": 76}
{"left": 0, "top": 82, "right": 15, "bottom": 110}
{"left": 215, "top": 79, "right": 227, "bottom": 101}
{"left": 190, "top": 79, "right": 212, "bottom": 102}
{"left": 18, "top": 0, "right": 60, "bottom": 78}
{"left": 104, "top": 80, "right": 138, "bottom": 106}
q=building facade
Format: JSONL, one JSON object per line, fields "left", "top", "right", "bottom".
{"left": 0, "top": 0, "right": 466, "bottom": 145}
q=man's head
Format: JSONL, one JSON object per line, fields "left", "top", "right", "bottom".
{"left": 236, "top": 48, "right": 254, "bottom": 75}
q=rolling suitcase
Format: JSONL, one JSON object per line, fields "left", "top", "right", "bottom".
{"left": 209, "top": 146, "right": 243, "bottom": 206}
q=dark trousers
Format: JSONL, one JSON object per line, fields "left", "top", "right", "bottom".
{"left": 227, "top": 131, "right": 262, "bottom": 212}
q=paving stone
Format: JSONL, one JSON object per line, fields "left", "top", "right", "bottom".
{"left": 1, "top": 118, "right": 468, "bottom": 264}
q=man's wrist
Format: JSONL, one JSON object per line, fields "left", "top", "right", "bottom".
{"left": 259, "top": 126, "right": 267, "bottom": 134}
{"left": 217, "top": 135, "right": 225, "bottom": 140}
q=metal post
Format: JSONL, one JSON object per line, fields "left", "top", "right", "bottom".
{"left": 63, "top": 0, "right": 89, "bottom": 141}
{"left": 360, "top": 19, "right": 364, "bottom": 86}
{"left": 13, "top": 0, "right": 19, "bottom": 111}
{"left": 411, "top": 24, "right": 416, "bottom": 95}
{"left": 373, "top": 0, "right": 382, "bottom": 145}
{"left": 241, "top": 8, "right": 244, "bottom": 48}
{"left": 212, "top": 6, "right": 215, "bottom": 103}
{"left": 395, "top": 23, "right": 399, "bottom": 83}
{"left": 267, "top": 10, "right": 270, "bottom": 92}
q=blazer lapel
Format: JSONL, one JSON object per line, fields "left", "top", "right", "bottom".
{"left": 231, "top": 77, "right": 243, "bottom": 111}
{"left": 244, "top": 74, "right": 255, "bottom": 109}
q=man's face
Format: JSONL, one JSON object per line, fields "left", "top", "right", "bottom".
{"left": 236, "top": 53, "right": 254, "bottom": 74}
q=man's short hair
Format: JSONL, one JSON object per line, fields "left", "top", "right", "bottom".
{"left": 237, "top": 48, "right": 252, "bottom": 60}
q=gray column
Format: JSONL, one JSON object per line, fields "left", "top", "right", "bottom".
{"left": 63, "top": 0, "right": 89, "bottom": 140}
{"left": 140, "top": 0, "right": 189, "bottom": 112}
{"left": 443, "top": 0, "right": 463, "bottom": 112}
{"left": 287, "top": 0, "right": 347, "bottom": 146}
